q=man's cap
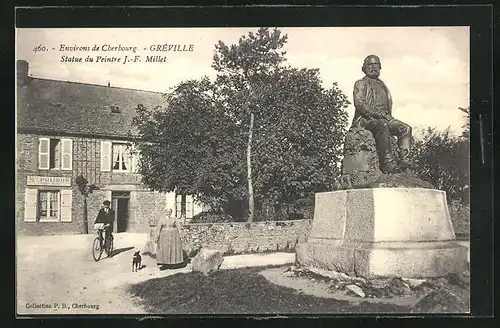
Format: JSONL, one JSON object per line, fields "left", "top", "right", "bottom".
{"left": 103, "top": 200, "right": 111, "bottom": 206}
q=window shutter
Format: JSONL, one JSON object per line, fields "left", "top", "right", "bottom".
{"left": 124, "top": 144, "right": 132, "bottom": 171}
{"left": 100, "top": 141, "right": 112, "bottom": 171}
{"left": 61, "top": 139, "right": 73, "bottom": 170}
{"left": 60, "top": 189, "right": 73, "bottom": 222}
{"left": 24, "top": 189, "right": 38, "bottom": 222}
{"left": 131, "top": 145, "right": 139, "bottom": 173}
{"left": 186, "top": 195, "right": 193, "bottom": 218}
{"left": 38, "top": 138, "right": 49, "bottom": 170}
{"left": 176, "top": 194, "right": 182, "bottom": 218}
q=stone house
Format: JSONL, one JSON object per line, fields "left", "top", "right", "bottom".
{"left": 16, "top": 60, "right": 203, "bottom": 235}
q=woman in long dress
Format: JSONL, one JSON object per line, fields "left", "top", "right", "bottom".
{"left": 155, "top": 208, "right": 184, "bottom": 268}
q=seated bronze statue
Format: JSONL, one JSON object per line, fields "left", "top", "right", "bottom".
{"left": 351, "top": 55, "right": 412, "bottom": 174}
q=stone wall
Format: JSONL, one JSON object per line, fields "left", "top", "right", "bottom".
{"left": 16, "top": 133, "right": 170, "bottom": 235}
{"left": 16, "top": 134, "right": 80, "bottom": 235}
{"left": 145, "top": 219, "right": 313, "bottom": 255}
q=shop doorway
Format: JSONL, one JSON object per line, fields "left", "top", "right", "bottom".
{"left": 111, "top": 191, "right": 130, "bottom": 233}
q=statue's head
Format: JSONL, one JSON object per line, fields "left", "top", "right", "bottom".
{"left": 166, "top": 208, "right": 173, "bottom": 216}
{"left": 362, "top": 55, "right": 382, "bottom": 78}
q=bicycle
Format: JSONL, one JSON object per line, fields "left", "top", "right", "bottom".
{"left": 92, "top": 223, "right": 114, "bottom": 261}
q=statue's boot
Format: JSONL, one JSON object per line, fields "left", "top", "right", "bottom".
{"left": 374, "top": 128, "right": 401, "bottom": 174}
{"left": 397, "top": 125, "right": 412, "bottom": 168}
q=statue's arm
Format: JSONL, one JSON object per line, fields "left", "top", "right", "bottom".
{"left": 353, "top": 80, "right": 388, "bottom": 120}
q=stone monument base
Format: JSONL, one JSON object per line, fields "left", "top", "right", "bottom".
{"left": 296, "top": 239, "right": 467, "bottom": 278}
{"left": 295, "top": 188, "right": 468, "bottom": 278}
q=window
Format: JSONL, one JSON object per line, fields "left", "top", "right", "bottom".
{"left": 24, "top": 189, "right": 72, "bottom": 222}
{"left": 38, "top": 190, "right": 60, "bottom": 221}
{"left": 175, "top": 194, "right": 194, "bottom": 219}
{"left": 49, "top": 139, "right": 61, "bottom": 169}
{"left": 186, "top": 196, "right": 193, "bottom": 219}
{"left": 112, "top": 143, "right": 130, "bottom": 171}
{"left": 176, "top": 195, "right": 182, "bottom": 218}
{"left": 101, "top": 141, "right": 139, "bottom": 173}
{"left": 39, "top": 138, "right": 72, "bottom": 170}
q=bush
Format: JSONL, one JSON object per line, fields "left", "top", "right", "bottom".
{"left": 189, "top": 211, "right": 234, "bottom": 224}
{"left": 285, "top": 212, "right": 307, "bottom": 220}
{"left": 252, "top": 211, "right": 308, "bottom": 222}
{"left": 254, "top": 202, "right": 312, "bottom": 221}
{"left": 191, "top": 207, "right": 310, "bottom": 223}
{"left": 409, "top": 126, "right": 469, "bottom": 203}
{"left": 448, "top": 200, "right": 470, "bottom": 236}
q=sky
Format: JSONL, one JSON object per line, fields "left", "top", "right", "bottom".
{"left": 16, "top": 27, "right": 470, "bottom": 136}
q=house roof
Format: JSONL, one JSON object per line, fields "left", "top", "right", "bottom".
{"left": 16, "top": 77, "right": 166, "bottom": 138}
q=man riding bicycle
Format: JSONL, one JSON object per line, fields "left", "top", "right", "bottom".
{"left": 94, "top": 200, "right": 115, "bottom": 246}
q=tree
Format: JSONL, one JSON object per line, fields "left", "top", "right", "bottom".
{"left": 75, "top": 175, "right": 99, "bottom": 234}
{"left": 251, "top": 68, "right": 349, "bottom": 208}
{"left": 409, "top": 107, "right": 470, "bottom": 203}
{"left": 133, "top": 28, "right": 350, "bottom": 221}
{"left": 459, "top": 106, "right": 470, "bottom": 139}
{"left": 132, "top": 79, "right": 246, "bottom": 215}
{"left": 458, "top": 106, "right": 470, "bottom": 203}
{"left": 212, "top": 28, "right": 349, "bottom": 221}
{"left": 212, "top": 28, "right": 289, "bottom": 222}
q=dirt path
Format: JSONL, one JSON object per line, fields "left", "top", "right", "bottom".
{"left": 17, "top": 234, "right": 152, "bottom": 315}
{"left": 19, "top": 233, "right": 466, "bottom": 315}
{"left": 16, "top": 234, "right": 296, "bottom": 315}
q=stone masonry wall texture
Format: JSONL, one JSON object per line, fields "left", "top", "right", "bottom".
{"left": 17, "top": 134, "right": 80, "bottom": 235}
{"left": 17, "top": 133, "right": 165, "bottom": 235}
{"left": 147, "top": 220, "right": 313, "bottom": 255}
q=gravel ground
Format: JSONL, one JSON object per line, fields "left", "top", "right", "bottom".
{"left": 16, "top": 233, "right": 469, "bottom": 315}
{"left": 16, "top": 233, "right": 295, "bottom": 315}
{"left": 17, "top": 233, "right": 151, "bottom": 315}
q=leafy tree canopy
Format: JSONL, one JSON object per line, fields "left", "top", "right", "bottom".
{"left": 133, "top": 28, "right": 350, "bottom": 212}
{"left": 409, "top": 107, "right": 470, "bottom": 203}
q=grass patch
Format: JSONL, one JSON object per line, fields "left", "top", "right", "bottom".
{"left": 127, "top": 265, "right": 411, "bottom": 314}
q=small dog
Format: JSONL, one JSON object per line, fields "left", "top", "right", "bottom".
{"left": 132, "top": 251, "right": 142, "bottom": 272}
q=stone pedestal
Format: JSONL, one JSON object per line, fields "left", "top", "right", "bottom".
{"left": 296, "top": 188, "right": 468, "bottom": 278}
{"left": 339, "top": 125, "right": 399, "bottom": 188}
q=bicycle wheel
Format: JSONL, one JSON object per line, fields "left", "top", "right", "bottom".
{"left": 92, "top": 237, "right": 103, "bottom": 261}
{"left": 106, "top": 237, "right": 114, "bottom": 257}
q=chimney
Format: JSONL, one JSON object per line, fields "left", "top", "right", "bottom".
{"left": 17, "top": 60, "right": 30, "bottom": 85}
